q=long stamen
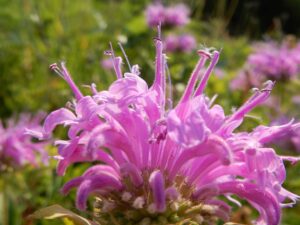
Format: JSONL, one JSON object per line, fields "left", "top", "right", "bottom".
{"left": 49, "top": 62, "right": 83, "bottom": 101}
{"left": 228, "top": 81, "right": 274, "bottom": 122}
{"left": 179, "top": 50, "right": 210, "bottom": 103}
{"left": 152, "top": 24, "right": 165, "bottom": 91}
{"left": 194, "top": 51, "right": 220, "bottom": 97}
{"left": 109, "top": 42, "right": 123, "bottom": 79}
{"left": 153, "top": 37, "right": 164, "bottom": 88}
{"left": 118, "top": 42, "right": 132, "bottom": 72}
{"left": 165, "top": 56, "right": 173, "bottom": 111}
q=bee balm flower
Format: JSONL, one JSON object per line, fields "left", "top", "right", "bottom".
{"left": 232, "top": 38, "right": 300, "bottom": 90}
{"left": 145, "top": 3, "right": 190, "bottom": 27}
{"left": 0, "top": 113, "right": 48, "bottom": 170}
{"left": 165, "top": 34, "right": 196, "bottom": 53}
{"left": 30, "top": 36, "right": 299, "bottom": 225}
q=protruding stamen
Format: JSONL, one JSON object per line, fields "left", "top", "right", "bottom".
{"left": 157, "top": 23, "right": 161, "bottom": 40}
{"left": 131, "top": 64, "right": 141, "bottom": 76}
{"left": 109, "top": 42, "right": 123, "bottom": 79}
{"left": 228, "top": 80, "right": 274, "bottom": 122}
{"left": 179, "top": 50, "right": 209, "bottom": 103}
{"left": 49, "top": 62, "right": 83, "bottom": 101}
{"left": 194, "top": 51, "right": 220, "bottom": 97}
{"left": 118, "top": 42, "right": 132, "bottom": 72}
{"left": 91, "top": 83, "right": 98, "bottom": 95}
{"left": 153, "top": 38, "right": 164, "bottom": 88}
{"left": 165, "top": 55, "right": 173, "bottom": 111}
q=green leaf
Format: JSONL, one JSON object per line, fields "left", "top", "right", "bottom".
{"left": 28, "top": 204, "right": 97, "bottom": 225}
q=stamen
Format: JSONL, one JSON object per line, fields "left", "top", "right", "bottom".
{"left": 153, "top": 38, "right": 164, "bottom": 88}
{"left": 228, "top": 80, "right": 274, "bottom": 122}
{"left": 109, "top": 42, "right": 123, "bottom": 79}
{"left": 194, "top": 51, "right": 220, "bottom": 97}
{"left": 165, "top": 55, "right": 173, "bottom": 111}
{"left": 208, "top": 94, "right": 218, "bottom": 107}
{"left": 179, "top": 50, "right": 209, "bottom": 103}
{"left": 118, "top": 42, "right": 132, "bottom": 72}
{"left": 90, "top": 83, "right": 98, "bottom": 95}
{"left": 157, "top": 23, "right": 161, "bottom": 40}
{"left": 49, "top": 62, "right": 83, "bottom": 100}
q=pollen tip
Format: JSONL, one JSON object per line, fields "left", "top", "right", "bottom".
{"left": 49, "top": 63, "right": 58, "bottom": 70}
{"left": 197, "top": 49, "right": 211, "bottom": 59}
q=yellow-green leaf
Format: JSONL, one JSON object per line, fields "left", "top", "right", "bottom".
{"left": 28, "top": 204, "right": 97, "bottom": 225}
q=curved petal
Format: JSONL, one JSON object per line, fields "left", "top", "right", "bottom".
{"left": 43, "top": 108, "right": 76, "bottom": 136}
{"left": 218, "top": 181, "right": 281, "bottom": 225}
{"left": 149, "top": 170, "right": 166, "bottom": 213}
{"left": 76, "top": 174, "right": 123, "bottom": 210}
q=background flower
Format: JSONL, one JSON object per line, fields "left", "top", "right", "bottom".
{"left": 0, "top": 113, "right": 48, "bottom": 170}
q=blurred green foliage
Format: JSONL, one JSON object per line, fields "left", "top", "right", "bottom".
{"left": 0, "top": 0, "right": 250, "bottom": 118}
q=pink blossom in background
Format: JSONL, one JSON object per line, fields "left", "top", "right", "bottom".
{"left": 145, "top": 3, "right": 190, "bottom": 27}
{"left": 214, "top": 67, "right": 225, "bottom": 78}
{"left": 164, "top": 34, "right": 179, "bottom": 52}
{"left": 248, "top": 41, "right": 300, "bottom": 80}
{"left": 145, "top": 3, "right": 165, "bottom": 27}
{"left": 30, "top": 36, "right": 300, "bottom": 224}
{"left": 0, "top": 113, "right": 48, "bottom": 169}
{"left": 100, "top": 58, "right": 114, "bottom": 70}
{"left": 164, "top": 4, "right": 190, "bottom": 27}
{"left": 232, "top": 39, "right": 300, "bottom": 91}
{"left": 165, "top": 34, "right": 196, "bottom": 52}
{"left": 230, "top": 68, "right": 263, "bottom": 90}
{"left": 178, "top": 34, "right": 197, "bottom": 52}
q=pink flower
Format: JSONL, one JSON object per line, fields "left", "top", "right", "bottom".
{"left": 145, "top": 3, "right": 166, "bottom": 27}
{"left": 165, "top": 34, "right": 196, "bottom": 52}
{"left": 248, "top": 41, "right": 300, "bottom": 80}
{"left": 31, "top": 37, "right": 300, "bottom": 225}
{"left": 0, "top": 113, "right": 48, "bottom": 169}
{"left": 164, "top": 4, "right": 190, "bottom": 26}
{"left": 145, "top": 3, "right": 190, "bottom": 27}
{"left": 100, "top": 58, "right": 114, "bottom": 70}
{"left": 232, "top": 39, "right": 300, "bottom": 90}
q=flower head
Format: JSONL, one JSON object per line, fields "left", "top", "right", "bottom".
{"left": 31, "top": 34, "right": 300, "bottom": 225}
{"left": 165, "top": 34, "right": 196, "bottom": 53}
{"left": 232, "top": 38, "right": 300, "bottom": 90}
{"left": 248, "top": 41, "right": 300, "bottom": 80}
{"left": 145, "top": 3, "right": 190, "bottom": 27}
{"left": 0, "top": 113, "right": 48, "bottom": 170}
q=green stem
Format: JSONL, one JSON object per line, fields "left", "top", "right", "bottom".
{"left": 0, "top": 185, "right": 8, "bottom": 225}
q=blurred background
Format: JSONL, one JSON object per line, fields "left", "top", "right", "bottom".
{"left": 1, "top": 0, "right": 300, "bottom": 224}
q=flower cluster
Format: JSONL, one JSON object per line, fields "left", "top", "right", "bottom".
{"left": 0, "top": 113, "right": 48, "bottom": 170}
{"left": 165, "top": 34, "right": 196, "bottom": 53}
{"left": 145, "top": 3, "right": 190, "bottom": 27}
{"left": 231, "top": 39, "right": 300, "bottom": 90}
{"left": 30, "top": 36, "right": 300, "bottom": 225}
